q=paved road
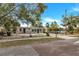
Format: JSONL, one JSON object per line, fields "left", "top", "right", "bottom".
{"left": 0, "top": 39, "right": 79, "bottom": 56}
{"left": 0, "top": 45, "right": 39, "bottom": 56}
{"left": 32, "top": 39, "right": 79, "bottom": 56}
{"left": 0, "top": 34, "right": 79, "bottom": 56}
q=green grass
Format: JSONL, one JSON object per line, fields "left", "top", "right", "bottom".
{"left": 0, "top": 37, "right": 63, "bottom": 48}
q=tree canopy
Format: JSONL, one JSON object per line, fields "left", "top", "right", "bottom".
{"left": 0, "top": 3, "right": 47, "bottom": 35}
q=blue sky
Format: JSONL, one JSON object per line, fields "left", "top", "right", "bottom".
{"left": 41, "top": 3, "right": 79, "bottom": 27}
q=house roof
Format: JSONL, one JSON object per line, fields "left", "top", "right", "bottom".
{"left": 20, "top": 23, "right": 32, "bottom": 28}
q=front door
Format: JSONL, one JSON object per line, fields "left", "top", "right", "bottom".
{"left": 23, "top": 28, "right": 26, "bottom": 33}
{"left": 37, "top": 29, "right": 39, "bottom": 33}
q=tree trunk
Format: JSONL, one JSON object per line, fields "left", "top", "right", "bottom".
{"left": 7, "top": 31, "right": 11, "bottom": 36}
{"left": 46, "top": 28, "right": 50, "bottom": 36}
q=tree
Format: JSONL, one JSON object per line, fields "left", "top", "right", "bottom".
{"left": 16, "top": 3, "right": 46, "bottom": 37}
{"left": 12, "top": 20, "right": 20, "bottom": 33}
{"left": 0, "top": 4, "right": 21, "bottom": 36}
{"left": 46, "top": 23, "right": 49, "bottom": 28}
{"left": 0, "top": 3, "right": 47, "bottom": 36}
{"left": 62, "top": 10, "right": 79, "bottom": 34}
{"left": 3, "top": 16, "right": 20, "bottom": 36}
{"left": 52, "top": 21, "right": 58, "bottom": 28}
{"left": 50, "top": 21, "right": 59, "bottom": 32}
{"left": 31, "top": 3, "right": 47, "bottom": 27}
{"left": 14, "top": 3, "right": 46, "bottom": 27}
{"left": 0, "top": 4, "right": 15, "bottom": 26}
{"left": 31, "top": 16, "right": 42, "bottom": 27}
{"left": 45, "top": 23, "right": 50, "bottom": 36}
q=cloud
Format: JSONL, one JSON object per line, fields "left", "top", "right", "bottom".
{"left": 72, "top": 8, "right": 79, "bottom": 12}
{"left": 42, "top": 17, "right": 60, "bottom": 23}
{"left": 67, "top": 7, "right": 79, "bottom": 16}
{"left": 42, "top": 17, "right": 61, "bottom": 26}
{"left": 71, "top": 4, "right": 79, "bottom": 12}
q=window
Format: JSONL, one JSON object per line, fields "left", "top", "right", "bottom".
{"left": 32, "top": 29, "right": 34, "bottom": 32}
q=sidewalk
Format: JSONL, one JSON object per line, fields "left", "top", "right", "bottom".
{"left": 0, "top": 36, "right": 54, "bottom": 42}
{"left": 50, "top": 33, "right": 79, "bottom": 40}
{"left": 0, "top": 33, "right": 79, "bottom": 42}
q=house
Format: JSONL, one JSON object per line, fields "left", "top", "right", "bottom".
{"left": 17, "top": 27, "right": 44, "bottom": 34}
{"left": 16, "top": 23, "right": 44, "bottom": 34}
{"left": 0, "top": 20, "right": 45, "bottom": 34}
{"left": 0, "top": 26, "right": 5, "bottom": 32}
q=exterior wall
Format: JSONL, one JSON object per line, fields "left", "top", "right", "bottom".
{"left": 77, "top": 24, "right": 79, "bottom": 28}
{"left": 0, "top": 26, "right": 44, "bottom": 34}
{"left": 31, "top": 27, "right": 43, "bottom": 33}
{"left": 0, "top": 27, "right": 5, "bottom": 32}
{"left": 17, "top": 27, "right": 44, "bottom": 34}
